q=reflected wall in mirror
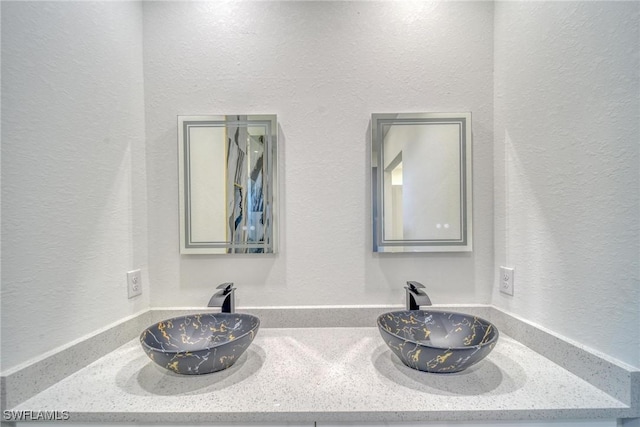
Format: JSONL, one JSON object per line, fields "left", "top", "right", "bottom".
{"left": 178, "top": 115, "right": 277, "bottom": 254}
{"left": 372, "top": 113, "right": 472, "bottom": 252}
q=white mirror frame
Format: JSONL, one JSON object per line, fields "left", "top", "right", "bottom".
{"left": 371, "top": 112, "right": 473, "bottom": 252}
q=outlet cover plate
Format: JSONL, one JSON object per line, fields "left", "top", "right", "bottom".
{"left": 127, "top": 269, "right": 142, "bottom": 298}
{"left": 500, "top": 266, "right": 514, "bottom": 296}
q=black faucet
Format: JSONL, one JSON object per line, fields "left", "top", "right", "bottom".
{"left": 208, "top": 282, "right": 236, "bottom": 313}
{"left": 405, "top": 281, "right": 432, "bottom": 310}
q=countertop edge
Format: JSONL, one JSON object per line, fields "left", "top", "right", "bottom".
{"left": 8, "top": 408, "right": 636, "bottom": 424}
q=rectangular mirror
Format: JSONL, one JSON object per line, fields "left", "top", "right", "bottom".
{"left": 371, "top": 112, "right": 472, "bottom": 252}
{"left": 178, "top": 115, "right": 277, "bottom": 254}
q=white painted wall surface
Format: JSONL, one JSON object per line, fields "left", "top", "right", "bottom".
{"left": 143, "top": 1, "right": 495, "bottom": 308}
{"left": 493, "top": 1, "right": 640, "bottom": 367}
{"left": 4, "top": 0, "right": 635, "bottom": 377}
{"left": 1, "top": 2, "right": 148, "bottom": 371}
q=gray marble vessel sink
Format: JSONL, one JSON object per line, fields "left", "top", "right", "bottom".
{"left": 377, "top": 310, "right": 498, "bottom": 373}
{"left": 140, "top": 313, "right": 260, "bottom": 375}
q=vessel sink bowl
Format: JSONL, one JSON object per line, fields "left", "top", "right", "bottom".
{"left": 140, "top": 313, "right": 260, "bottom": 375}
{"left": 377, "top": 310, "right": 498, "bottom": 373}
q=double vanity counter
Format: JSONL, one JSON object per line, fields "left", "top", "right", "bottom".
{"left": 3, "top": 305, "right": 639, "bottom": 424}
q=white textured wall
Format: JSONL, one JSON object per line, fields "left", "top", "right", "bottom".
{"left": 1, "top": 0, "right": 637, "bottom": 373}
{"left": 1, "top": 2, "right": 148, "bottom": 371}
{"left": 143, "top": 1, "right": 495, "bottom": 308}
{"left": 493, "top": 1, "right": 640, "bottom": 367}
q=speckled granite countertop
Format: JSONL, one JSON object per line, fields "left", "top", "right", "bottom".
{"left": 12, "top": 326, "right": 631, "bottom": 423}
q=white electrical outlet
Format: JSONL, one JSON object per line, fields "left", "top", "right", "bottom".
{"left": 499, "top": 266, "right": 514, "bottom": 296}
{"left": 127, "top": 269, "right": 142, "bottom": 298}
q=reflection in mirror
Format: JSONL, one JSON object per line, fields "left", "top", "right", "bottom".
{"left": 178, "top": 115, "right": 277, "bottom": 254}
{"left": 372, "top": 113, "right": 472, "bottom": 252}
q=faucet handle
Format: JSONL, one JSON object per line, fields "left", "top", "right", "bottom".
{"left": 406, "top": 281, "right": 425, "bottom": 292}
{"left": 217, "top": 282, "right": 235, "bottom": 293}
